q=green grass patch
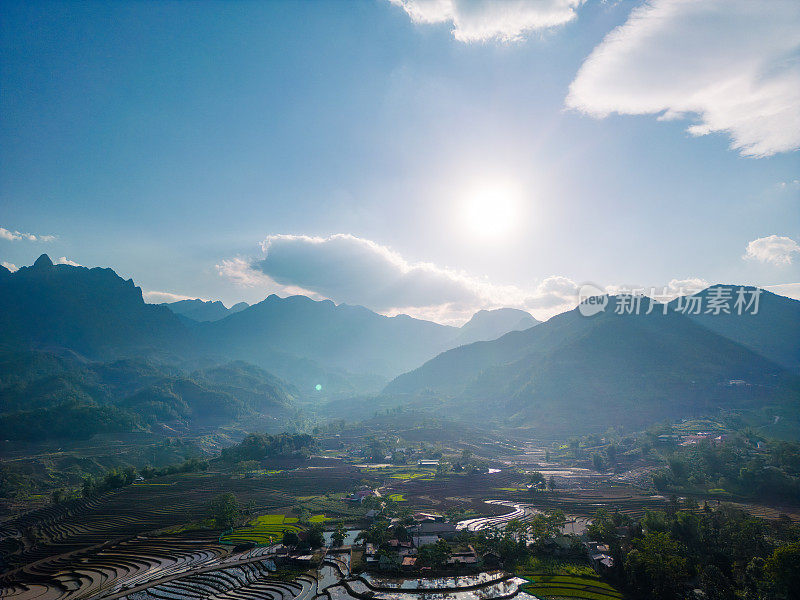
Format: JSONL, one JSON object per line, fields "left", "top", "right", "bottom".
{"left": 387, "top": 493, "right": 406, "bottom": 502}
{"left": 220, "top": 512, "right": 327, "bottom": 544}
{"left": 519, "top": 557, "right": 597, "bottom": 578}
{"left": 132, "top": 482, "right": 175, "bottom": 486}
{"left": 524, "top": 586, "right": 621, "bottom": 600}
{"left": 388, "top": 472, "right": 433, "bottom": 479}
{"left": 251, "top": 514, "right": 286, "bottom": 525}
{"left": 521, "top": 574, "right": 624, "bottom": 600}
{"left": 220, "top": 513, "right": 312, "bottom": 545}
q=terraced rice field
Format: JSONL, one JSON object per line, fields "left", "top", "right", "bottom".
{"left": 0, "top": 463, "right": 361, "bottom": 598}
{"left": 219, "top": 515, "right": 305, "bottom": 545}
{"left": 456, "top": 501, "right": 539, "bottom": 532}
{"left": 121, "top": 558, "right": 317, "bottom": 600}
{"left": 521, "top": 574, "right": 625, "bottom": 600}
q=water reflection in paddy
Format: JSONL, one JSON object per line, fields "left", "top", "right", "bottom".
{"left": 361, "top": 571, "right": 506, "bottom": 589}
{"left": 323, "top": 529, "right": 361, "bottom": 546}
{"left": 326, "top": 573, "right": 539, "bottom": 600}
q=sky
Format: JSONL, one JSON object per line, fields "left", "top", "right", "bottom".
{"left": 1, "top": 0, "right": 799, "bottom": 324}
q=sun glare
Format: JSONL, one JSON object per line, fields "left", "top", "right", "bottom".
{"left": 462, "top": 182, "right": 520, "bottom": 239}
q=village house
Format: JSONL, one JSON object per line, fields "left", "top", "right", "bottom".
{"left": 446, "top": 545, "right": 478, "bottom": 567}
{"left": 584, "top": 541, "right": 614, "bottom": 573}
{"left": 344, "top": 489, "right": 374, "bottom": 504}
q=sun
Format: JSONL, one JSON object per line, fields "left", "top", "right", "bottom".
{"left": 462, "top": 182, "right": 520, "bottom": 239}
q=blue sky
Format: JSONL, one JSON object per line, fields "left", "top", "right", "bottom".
{"left": 2, "top": 0, "right": 798, "bottom": 323}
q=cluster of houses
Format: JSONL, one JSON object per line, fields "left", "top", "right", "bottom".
{"left": 344, "top": 489, "right": 375, "bottom": 504}
{"left": 363, "top": 512, "right": 478, "bottom": 572}
{"left": 341, "top": 487, "right": 616, "bottom": 575}
{"left": 584, "top": 541, "right": 614, "bottom": 572}
{"left": 656, "top": 432, "right": 731, "bottom": 447}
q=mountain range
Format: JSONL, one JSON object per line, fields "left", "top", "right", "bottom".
{"left": 0, "top": 255, "right": 190, "bottom": 359}
{"left": 386, "top": 291, "right": 800, "bottom": 434}
{"left": 0, "top": 352, "right": 297, "bottom": 440}
{"left": 192, "top": 294, "right": 539, "bottom": 389}
{"left": 0, "top": 255, "right": 538, "bottom": 396}
{"left": 163, "top": 298, "right": 249, "bottom": 323}
{"left": 1, "top": 255, "right": 798, "bottom": 437}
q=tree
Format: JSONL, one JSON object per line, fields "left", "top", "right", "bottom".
{"left": 587, "top": 508, "right": 620, "bottom": 544}
{"left": 209, "top": 492, "right": 239, "bottom": 529}
{"left": 394, "top": 524, "right": 409, "bottom": 542}
{"left": 529, "top": 510, "right": 566, "bottom": 543}
{"left": 700, "top": 564, "right": 735, "bottom": 600}
{"left": 417, "top": 539, "right": 451, "bottom": 569}
{"left": 282, "top": 530, "right": 300, "bottom": 547}
{"left": 606, "top": 443, "right": 618, "bottom": 465}
{"left": 743, "top": 557, "right": 767, "bottom": 600}
{"left": 305, "top": 524, "right": 325, "bottom": 549}
{"left": 624, "top": 532, "right": 688, "bottom": 600}
{"left": 592, "top": 453, "right": 605, "bottom": 472}
{"left": 547, "top": 476, "right": 556, "bottom": 491}
{"left": 357, "top": 522, "right": 391, "bottom": 546}
{"left": 765, "top": 542, "right": 800, "bottom": 600}
{"left": 332, "top": 523, "right": 347, "bottom": 547}
{"left": 529, "top": 471, "right": 545, "bottom": 491}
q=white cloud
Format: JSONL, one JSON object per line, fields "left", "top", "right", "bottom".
{"left": 217, "top": 233, "right": 583, "bottom": 323}
{"left": 1, "top": 261, "right": 17, "bottom": 272}
{"left": 566, "top": 0, "right": 800, "bottom": 158}
{"left": 744, "top": 235, "right": 800, "bottom": 265}
{"left": 54, "top": 256, "right": 80, "bottom": 266}
{"left": 142, "top": 290, "right": 197, "bottom": 304}
{"left": 388, "top": 0, "right": 584, "bottom": 43}
{"left": 666, "top": 277, "right": 709, "bottom": 296}
{"left": 0, "top": 226, "right": 56, "bottom": 242}
{"left": 0, "top": 228, "right": 23, "bottom": 241}
{"left": 764, "top": 282, "right": 800, "bottom": 301}
{"left": 217, "top": 234, "right": 726, "bottom": 324}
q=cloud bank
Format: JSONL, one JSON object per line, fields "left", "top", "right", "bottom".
{"left": 55, "top": 256, "right": 80, "bottom": 266}
{"left": 765, "top": 283, "right": 800, "bottom": 301}
{"left": 216, "top": 235, "right": 732, "bottom": 324}
{"left": 0, "top": 226, "right": 56, "bottom": 242}
{"left": 744, "top": 235, "right": 800, "bottom": 265}
{"left": 566, "top": 0, "right": 800, "bottom": 158}
{"left": 142, "top": 290, "right": 197, "bottom": 304}
{"left": 388, "top": 0, "right": 584, "bottom": 43}
{"left": 219, "top": 233, "right": 582, "bottom": 323}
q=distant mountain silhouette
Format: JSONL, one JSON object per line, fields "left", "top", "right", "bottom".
{"left": 385, "top": 292, "right": 799, "bottom": 434}
{"left": 0, "top": 255, "right": 190, "bottom": 359}
{"left": 163, "top": 298, "right": 249, "bottom": 322}
{"left": 0, "top": 256, "right": 539, "bottom": 397}
{"left": 669, "top": 285, "right": 800, "bottom": 373}
{"left": 454, "top": 308, "right": 539, "bottom": 346}
{"left": 194, "top": 297, "right": 540, "bottom": 390}
{"left": 195, "top": 294, "right": 458, "bottom": 383}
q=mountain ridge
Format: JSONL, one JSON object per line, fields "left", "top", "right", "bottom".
{"left": 384, "top": 293, "right": 800, "bottom": 433}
